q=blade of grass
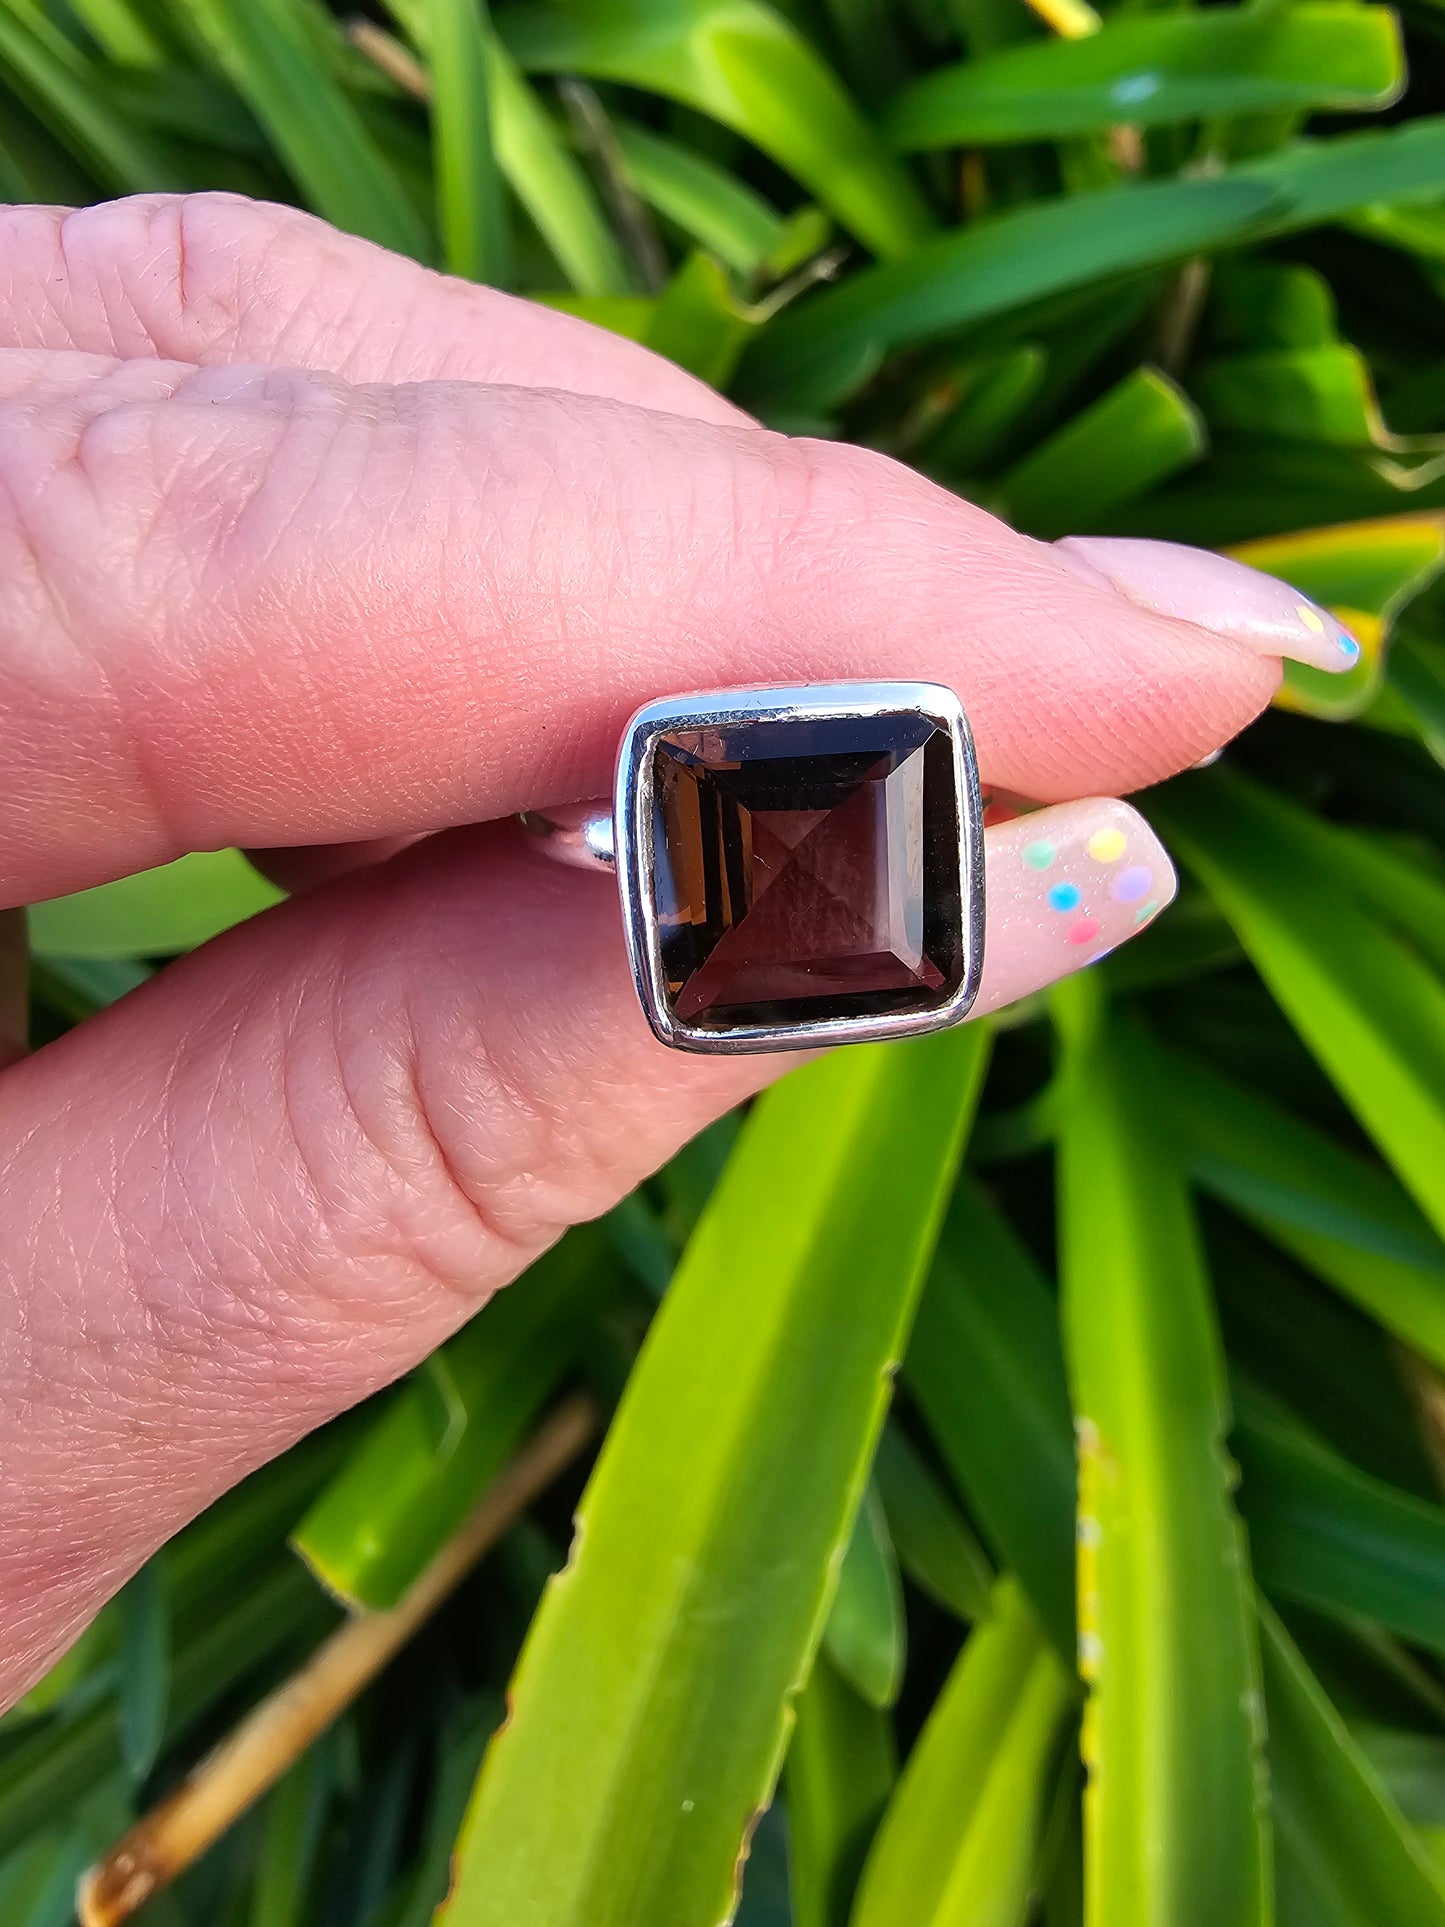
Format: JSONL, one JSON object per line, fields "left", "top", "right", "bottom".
{"left": 178, "top": 0, "right": 431, "bottom": 257}
{"left": 1153, "top": 768, "right": 1445, "bottom": 1246}
{"left": 1127, "top": 1029, "right": 1445, "bottom": 1370}
{"left": 1260, "top": 1601, "right": 1445, "bottom": 1925}
{"left": 0, "top": 4, "right": 181, "bottom": 189}
{"left": 27, "top": 852, "right": 282, "bottom": 960}
{"left": 77, "top": 1398, "right": 596, "bottom": 1927}
{"left": 443, "top": 1028, "right": 989, "bottom": 1927}
{"left": 743, "top": 176, "right": 1280, "bottom": 395}
{"left": 851, "top": 1576, "right": 1073, "bottom": 1927}
{"left": 495, "top": 0, "right": 934, "bottom": 258}
{"left": 293, "top": 1231, "right": 616, "bottom": 1610}
{"left": 1056, "top": 984, "right": 1270, "bottom": 1927}
{"left": 117, "top": 1561, "right": 169, "bottom": 1787}
{"left": 887, "top": 5, "right": 1401, "bottom": 148}
{"left": 874, "top": 1422, "right": 994, "bottom": 1624}
{"left": 785, "top": 1650, "right": 896, "bottom": 1927}
{"left": 906, "top": 1178, "right": 1077, "bottom": 1654}
{"left": 430, "top": 0, "right": 510, "bottom": 283}
{"left": 1236, "top": 1388, "right": 1445, "bottom": 1655}
{"left": 823, "top": 1482, "right": 905, "bottom": 1711}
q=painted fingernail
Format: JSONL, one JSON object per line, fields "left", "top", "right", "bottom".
{"left": 1054, "top": 535, "right": 1361, "bottom": 675}
{"left": 977, "top": 798, "right": 1176, "bottom": 1015}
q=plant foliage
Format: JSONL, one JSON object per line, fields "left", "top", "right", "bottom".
{"left": 7, "top": 0, "right": 1445, "bottom": 1922}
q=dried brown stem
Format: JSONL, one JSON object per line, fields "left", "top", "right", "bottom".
{"left": 78, "top": 1395, "right": 598, "bottom": 1927}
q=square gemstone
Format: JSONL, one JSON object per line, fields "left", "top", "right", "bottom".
{"left": 645, "top": 708, "right": 967, "bottom": 1034}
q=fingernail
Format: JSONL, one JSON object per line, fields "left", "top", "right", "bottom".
{"left": 1054, "top": 535, "right": 1361, "bottom": 675}
{"left": 978, "top": 798, "right": 1176, "bottom": 1015}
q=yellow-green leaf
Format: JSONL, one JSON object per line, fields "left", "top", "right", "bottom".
{"left": 443, "top": 1028, "right": 989, "bottom": 1927}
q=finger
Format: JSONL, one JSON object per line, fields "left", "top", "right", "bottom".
{"left": 0, "top": 352, "right": 1282, "bottom": 905}
{"left": 0, "top": 794, "right": 1171, "bottom": 1701}
{"left": 0, "top": 193, "right": 747, "bottom": 422}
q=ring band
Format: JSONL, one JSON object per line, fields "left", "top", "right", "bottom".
{"left": 523, "top": 681, "right": 986, "bottom": 1055}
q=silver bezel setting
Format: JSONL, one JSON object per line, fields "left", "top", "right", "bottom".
{"left": 614, "top": 681, "right": 986, "bottom": 1056}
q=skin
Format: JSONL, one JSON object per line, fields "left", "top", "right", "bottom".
{"left": 0, "top": 195, "right": 1282, "bottom": 1707}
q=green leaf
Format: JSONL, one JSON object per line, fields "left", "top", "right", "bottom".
{"left": 785, "top": 1650, "right": 896, "bottom": 1927}
{"left": 851, "top": 1576, "right": 1072, "bottom": 1927}
{"left": 251, "top": 1747, "right": 330, "bottom": 1927}
{"left": 117, "top": 1557, "right": 169, "bottom": 1784}
{"left": 1056, "top": 987, "right": 1270, "bottom": 1927}
{"left": 874, "top": 1421, "right": 994, "bottom": 1624}
{"left": 823, "top": 1482, "right": 906, "bottom": 1711}
{"left": 743, "top": 177, "right": 1280, "bottom": 395}
{"left": 613, "top": 116, "right": 792, "bottom": 274}
{"left": 993, "top": 365, "right": 1205, "bottom": 539}
{"left": 907, "top": 1178, "right": 1076, "bottom": 1655}
{"left": 63, "top": 0, "right": 165, "bottom": 67}
{"left": 292, "top": 1232, "right": 616, "bottom": 1609}
{"left": 1260, "top": 1602, "right": 1445, "bottom": 1926}
{"left": 1154, "top": 769, "right": 1445, "bottom": 1246}
{"left": 887, "top": 5, "right": 1402, "bottom": 149}
{"left": 179, "top": 0, "right": 432, "bottom": 257}
{"left": 496, "top": 0, "right": 934, "bottom": 258}
{"left": 431, "top": 0, "right": 510, "bottom": 283}
{"left": 1123, "top": 1028, "right": 1445, "bottom": 1370}
{"left": 920, "top": 345, "right": 1049, "bottom": 478}
{"left": 27, "top": 850, "right": 283, "bottom": 959}
{"left": 1197, "top": 345, "right": 1382, "bottom": 448}
{"left": 387, "top": 0, "right": 630, "bottom": 293}
{"left": 1236, "top": 1389, "right": 1445, "bottom": 1655}
{"left": 644, "top": 249, "right": 763, "bottom": 387}
{"left": 0, "top": 5, "right": 181, "bottom": 190}
{"left": 1246, "top": 116, "right": 1445, "bottom": 234}
{"left": 443, "top": 1028, "right": 989, "bottom": 1927}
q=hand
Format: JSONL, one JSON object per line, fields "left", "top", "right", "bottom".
{"left": 0, "top": 194, "right": 1350, "bottom": 1705}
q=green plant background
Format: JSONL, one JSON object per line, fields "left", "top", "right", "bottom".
{"left": 8, "top": 1, "right": 1445, "bottom": 1923}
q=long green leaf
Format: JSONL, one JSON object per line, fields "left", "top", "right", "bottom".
{"left": 1126, "top": 1029, "right": 1445, "bottom": 1370}
{"left": 443, "top": 1028, "right": 989, "bottom": 1927}
{"left": 1154, "top": 769, "right": 1445, "bottom": 1245}
{"left": 178, "top": 0, "right": 431, "bottom": 257}
{"left": 1261, "top": 1603, "right": 1445, "bottom": 1926}
{"left": 613, "top": 116, "right": 791, "bottom": 274}
{"left": 28, "top": 851, "right": 282, "bottom": 960}
{"left": 874, "top": 1422, "right": 994, "bottom": 1624}
{"left": 887, "top": 5, "right": 1401, "bottom": 149}
{"left": 786, "top": 1651, "right": 896, "bottom": 1927}
{"left": 1236, "top": 1390, "right": 1445, "bottom": 1656}
{"left": 823, "top": 1482, "right": 906, "bottom": 1711}
{"left": 906, "top": 1179, "right": 1076, "bottom": 1655}
{"left": 496, "top": 0, "right": 933, "bottom": 258}
{"left": 0, "top": 5, "right": 180, "bottom": 190}
{"left": 1056, "top": 987, "right": 1269, "bottom": 1927}
{"left": 293, "top": 1232, "right": 615, "bottom": 1609}
{"left": 993, "top": 365, "right": 1205, "bottom": 538}
{"left": 851, "top": 1576, "right": 1072, "bottom": 1927}
{"left": 431, "top": 0, "right": 510, "bottom": 283}
{"left": 385, "top": 0, "right": 630, "bottom": 292}
{"left": 743, "top": 177, "right": 1280, "bottom": 394}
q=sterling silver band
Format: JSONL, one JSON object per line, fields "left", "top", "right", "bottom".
{"left": 519, "top": 803, "right": 615, "bottom": 871}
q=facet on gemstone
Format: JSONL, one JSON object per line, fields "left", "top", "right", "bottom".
{"left": 649, "top": 710, "right": 964, "bottom": 1031}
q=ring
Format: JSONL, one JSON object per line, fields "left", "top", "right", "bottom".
{"left": 523, "top": 681, "right": 986, "bottom": 1055}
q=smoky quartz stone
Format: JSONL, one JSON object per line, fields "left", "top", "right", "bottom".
{"left": 647, "top": 709, "right": 967, "bottom": 1034}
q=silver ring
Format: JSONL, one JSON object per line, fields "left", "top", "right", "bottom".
{"left": 522, "top": 681, "right": 986, "bottom": 1055}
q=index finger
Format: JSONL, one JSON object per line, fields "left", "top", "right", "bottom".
{"left": 0, "top": 351, "right": 1286, "bottom": 906}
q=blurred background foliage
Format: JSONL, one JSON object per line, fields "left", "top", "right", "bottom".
{"left": 8, "top": 0, "right": 1445, "bottom": 1923}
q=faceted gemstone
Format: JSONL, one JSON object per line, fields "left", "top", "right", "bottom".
{"left": 650, "top": 712, "right": 964, "bottom": 1031}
